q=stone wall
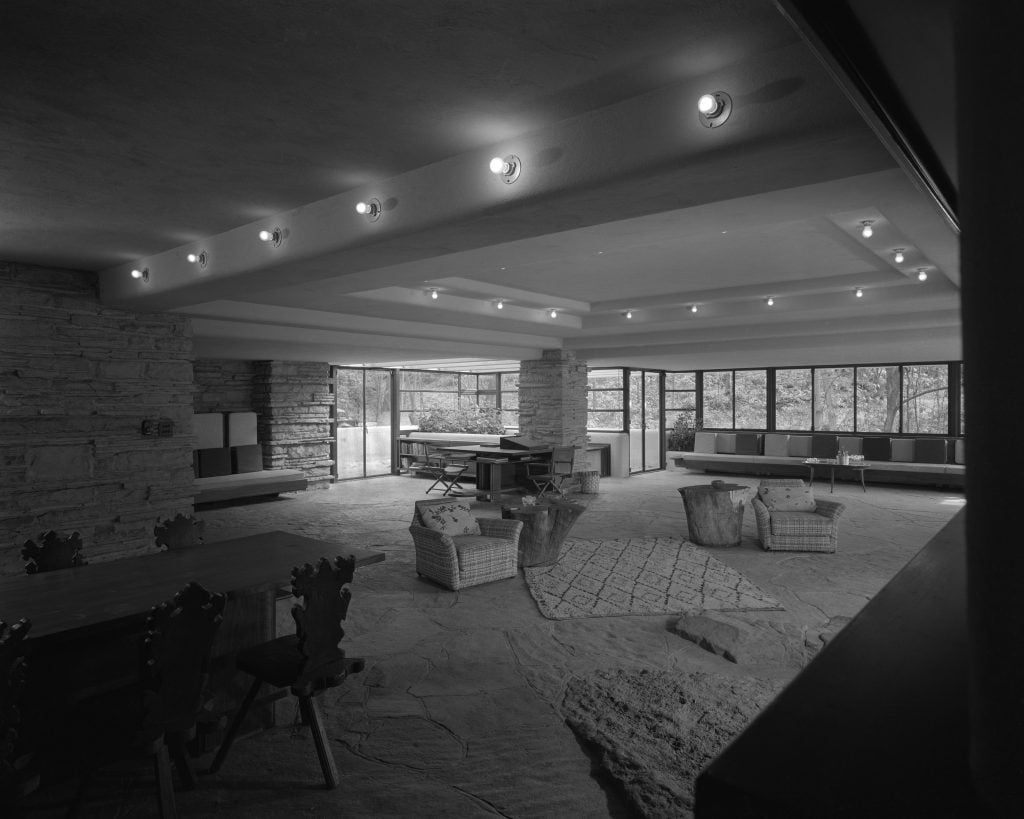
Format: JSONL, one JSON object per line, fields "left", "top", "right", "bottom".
{"left": 194, "top": 359, "right": 255, "bottom": 413}
{"left": 518, "top": 349, "right": 589, "bottom": 449}
{"left": 253, "top": 360, "right": 334, "bottom": 486}
{"left": 0, "top": 264, "right": 195, "bottom": 575}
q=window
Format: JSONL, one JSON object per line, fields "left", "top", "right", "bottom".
{"left": 856, "top": 366, "right": 900, "bottom": 432}
{"left": 399, "top": 369, "right": 517, "bottom": 428}
{"left": 903, "top": 364, "right": 949, "bottom": 434}
{"left": 734, "top": 370, "right": 767, "bottom": 429}
{"left": 702, "top": 371, "right": 733, "bottom": 428}
{"left": 813, "top": 368, "right": 854, "bottom": 431}
{"left": 776, "top": 369, "right": 812, "bottom": 430}
{"left": 588, "top": 369, "right": 625, "bottom": 430}
{"left": 500, "top": 372, "right": 519, "bottom": 428}
{"left": 665, "top": 371, "right": 697, "bottom": 436}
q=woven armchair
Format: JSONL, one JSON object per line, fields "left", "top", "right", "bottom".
{"left": 410, "top": 498, "right": 522, "bottom": 590}
{"left": 751, "top": 478, "right": 845, "bottom": 553}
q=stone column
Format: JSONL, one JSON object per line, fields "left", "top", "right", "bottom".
{"left": 518, "top": 350, "right": 588, "bottom": 449}
{"left": 252, "top": 361, "right": 334, "bottom": 487}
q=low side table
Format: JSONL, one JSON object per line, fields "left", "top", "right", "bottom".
{"left": 678, "top": 480, "right": 752, "bottom": 547}
{"left": 804, "top": 459, "right": 871, "bottom": 493}
{"left": 502, "top": 499, "right": 585, "bottom": 567}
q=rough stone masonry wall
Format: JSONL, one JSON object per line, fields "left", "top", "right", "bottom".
{"left": 0, "top": 264, "right": 195, "bottom": 575}
{"left": 253, "top": 360, "right": 333, "bottom": 486}
{"left": 518, "top": 349, "right": 589, "bottom": 449}
{"left": 193, "top": 359, "right": 255, "bottom": 413}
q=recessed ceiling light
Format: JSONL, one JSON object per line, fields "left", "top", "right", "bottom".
{"left": 130, "top": 267, "right": 149, "bottom": 282}
{"left": 690, "top": 304, "right": 698, "bottom": 313}
{"left": 855, "top": 288, "right": 864, "bottom": 298}
{"left": 186, "top": 250, "right": 208, "bottom": 268}
{"left": 489, "top": 154, "right": 521, "bottom": 184}
{"left": 917, "top": 268, "right": 928, "bottom": 281}
{"left": 860, "top": 220, "right": 874, "bottom": 238}
{"left": 697, "top": 91, "right": 732, "bottom": 127}
{"left": 624, "top": 310, "right": 633, "bottom": 319}
{"left": 549, "top": 308, "right": 558, "bottom": 318}
{"left": 893, "top": 248, "right": 905, "bottom": 264}
{"left": 766, "top": 297, "right": 774, "bottom": 306}
{"left": 429, "top": 288, "right": 439, "bottom": 300}
{"left": 495, "top": 299, "right": 504, "bottom": 310}
{"left": 355, "top": 199, "right": 381, "bottom": 221}
{"left": 258, "top": 227, "right": 283, "bottom": 246}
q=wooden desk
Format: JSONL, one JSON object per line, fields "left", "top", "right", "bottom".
{"left": 433, "top": 445, "right": 550, "bottom": 498}
{"left": 0, "top": 531, "right": 385, "bottom": 642}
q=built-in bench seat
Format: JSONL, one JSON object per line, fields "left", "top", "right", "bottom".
{"left": 674, "top": 432, "right": 964, "bottom": 488}
{"left": 194, "top": 469, "right": 308, "bottom": 504}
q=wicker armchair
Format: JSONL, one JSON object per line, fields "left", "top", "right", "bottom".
{"left": 751, "top": 478, "right": 845, "bottom": 553}
{"left": 410, "top": 498, "right": 522, "bottom": 590}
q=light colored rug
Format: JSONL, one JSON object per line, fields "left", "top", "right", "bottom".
{"left": 562, "top": 668, "right": 785, "bottom": 818}
{"left": 523, "top": 537, "right": 782, "bottom": 620}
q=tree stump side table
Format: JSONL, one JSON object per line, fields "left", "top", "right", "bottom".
{"left": 678, "top": 481, "right": 752, "bottom": 547}
{"left": 501, "top": 500, "right": 585, "bottom": 567}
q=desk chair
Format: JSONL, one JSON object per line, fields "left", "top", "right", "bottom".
{"left": 21, "top": 531, "right": 85, "bottom": 573}
{"left": 68, "top": 582, "right": 226, "bottom": 819}
{"left": 154, "top": 514, "right": 205, "bottom": 551}
{"left": 527, "top": 446, "right": 576, "bottom": 499}
{"left": 424, "top": 454, "right": 469, "bottom": 496}
{"left": 0, "top": 618, "right": 37, "bottom": 811}
{"left": 208, "top": 557, "right": 364, "bottom": 790}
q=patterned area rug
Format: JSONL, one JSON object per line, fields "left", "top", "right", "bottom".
{"left": 562, "top": 668, "right": 786, "bottom": 818}
{"left": 523, "top": 538, "right": 782, "bottom": 620}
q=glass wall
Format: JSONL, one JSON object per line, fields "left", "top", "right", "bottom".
{"left": 813, "top": 367, "right": 854, "bottom": 431}
{"left": 399, "top": 369, "right": 518, "bottom": 428}
{"left": 587, "top": 369, "right": 625, "bottom": 430}
{"left": 734, "top": 370, "right": 768, "bottom": 429}
{"left": 702, "top": 371, "right": 733, "bottom": 428}
{"left": 335, "top": 367, "right": 392, "bottom": 479}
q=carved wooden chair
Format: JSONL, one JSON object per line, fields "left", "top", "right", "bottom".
{"left": 70, "top": 582, "right": 225, "bottom": 818}
{"left": 0, "top": 619, "right": 37, "bottom": 811}
{"left": 21, "top": 531, "right": 85, "bottom": 574}
{"left": 208, "top": 557, "right": 364, "bottom": 789}
{"left": 154, "top": 514, "right": 205, "bottom": 551}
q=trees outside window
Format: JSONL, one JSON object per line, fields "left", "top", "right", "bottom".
{"left": 734, "top": 370, "right": 767, "bottom": 429}
{"left": 776, "top": 369, "right": 812, "bottom": 430}
{"left": 856, "top": 366, "right": 900, "bottom": 432}
{"left": 702, "top": 371, "right": 732, "bottom": 428}
{"left": 903, "top": 364, "right": 949, "bottom": 433}
{"left": 813, "top": 367, "right": 854, "bottom": 430}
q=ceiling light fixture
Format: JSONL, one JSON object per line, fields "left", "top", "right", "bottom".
{"left": 355, "top": 199, "right": 381, "bottom": 221}
{"left": 855, "top": 288, "right": 864, "bottom": 298}
{"left": 428, "top": 288, "right": 439, "bottom": 300}
{"left": 624, "top": 310, "right": 633, "bottom": 319}
{"left": 495, "top": 299, "right": 504, "bottom": 310}
{"left": 549, "top": 308, "right": 558, "bottom": 319}
{"left": 860, "top": 220, "right": 874, "bottom": 238}
{"left": 690, "top": 304, "right": 698, "bottom": 313}
{"left": 186, "top": 250, "right": 208, "bottom": 268}
{"left": 893, "top": 248, "right": 905, "bottom": 264}
{"left": 917, "top": 268, "right": 928, "bottom": 281}
{"left": 766, "top": 297, "right": 775, "bottom": 306}
{"left": 130, "top": 267, "right": 149, "bottom": 282}
{"left": 489, "top": 154, "right": 521, "bottom": 184}
{"left": 697, "top": 91, "right": 732, "bottom": 128}
{"left": 258, "top": 227, "right": 283, "bottom": 246}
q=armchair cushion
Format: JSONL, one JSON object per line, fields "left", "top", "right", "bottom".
{"left": 418, "top": 500, "right": 481, "bottom": 536}
{"left": 770, "top": 511, "right": 834, "bottom": 537}
{"left": 757, "top": 483, "right": 816, "bottom": 512}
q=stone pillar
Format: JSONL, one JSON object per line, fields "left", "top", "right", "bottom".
{"left": 960, "top": 4, "right": 1024, "bottom": 814}
{"left": 518, "top": 350, "right": 588, "bottom": 449}
{"left": 252, "top": 361, "right": 333, "bottom": 487}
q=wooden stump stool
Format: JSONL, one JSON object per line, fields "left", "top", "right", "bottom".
{"left": 502, "top": 500, "right": 585, "bottom": 567}
{"left": 679, "top": 481, "right": 751, "bottom": 547}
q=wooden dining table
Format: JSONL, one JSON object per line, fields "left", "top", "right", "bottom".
{"left": 0, "top": 530, "right": 385, "bottom": 641}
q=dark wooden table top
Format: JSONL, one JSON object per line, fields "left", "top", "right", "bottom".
{"left": 0, "top": 531, "right": 385, "bottom": 641}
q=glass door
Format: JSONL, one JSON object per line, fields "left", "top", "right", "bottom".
{"left": 335, "top": 368, "right": 393, "bottom": 479}
{"left": 629, "top": 369, "right": 665, "bottom": 473}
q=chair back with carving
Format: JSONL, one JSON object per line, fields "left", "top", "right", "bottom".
{"left": 21, "top": 531, "right": 85, "bottom": 574}
{"left": 139, "top": 582, "right": 225, "bottom": 741}
{"left": 289, "top": 557, "right": 355, "bottom": 690}
{"left": 0, "top": 618, "right": 36, "bottom": 805}
{"left": 153, "top": 514, "right": 205, "bottom": 551}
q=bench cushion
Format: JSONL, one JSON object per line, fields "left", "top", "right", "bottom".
{"left": 763, "top": 434, "right": 790, "bottom": 457}
{"left": 716, "top": 433, "right": 737, "bottom": 454}
{"left": 914, "top": 438, "right": 948, "bottom": 464}
{"left": 232, "top": 444, "right": 263, "bottom": 474}
{"left": 787, "top": 436, "right": 812, "bottom": 457}
{"left": 196, "top": 447, "right": 232, "bottom": 478}
{"left": 954, "top": 438, "right": 965, "bottom": 464}
{"left": 694, "top": 431, "right": 717, "bottom": 454}
{"left": 734, "top": 433, "right": 762, "bottom": 455}
{"left": 862, "top": 437, "right": 892, "bottom": 461}
{"left": 891, "top": 438, "right": 915, "bottom": 462}
{"left": 838, "top": 436, "right": 863, "bottom": 456}
{"left": 811, "top": 434, "right": 838, "bottom": 459}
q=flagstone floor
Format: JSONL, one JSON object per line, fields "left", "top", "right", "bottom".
{"left": 24, "top": 466, "right": 964, "bottom": 817}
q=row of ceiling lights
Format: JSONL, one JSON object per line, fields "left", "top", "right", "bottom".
{"left": 859, "top": 220, "right": 929, "bottom": 281}
{"left": 129, "top": 92, "right": 734, "bottom": 284}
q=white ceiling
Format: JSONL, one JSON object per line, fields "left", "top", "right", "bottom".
{"left": 1, "top": 0, "right": 959, "bottom": 372}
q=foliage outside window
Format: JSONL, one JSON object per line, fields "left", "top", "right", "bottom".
{"left": 400, "top": 369, "right": 516, "bottom": 428}
{"left": 665, "top": 371, "right": 698, "bottom": 447}
{"left": 776, "top": 369, "right": 812, "bottom": 430}
{"left": 902, "top": 364, "right": 948, "bottom": 434}
{"left": 415, "top": 404, "right": 505, "bottom": 433}
{"left": 702, "top": 371, "right": 732, "bottom": 428}
{"left": 813, "top": 367, "right": 854, "bottom": 430}
{"left": 856, "top": 366, "right": 900, "bottom": 432}
{"left": 734, "top": 370, "right": 767, "bottom": 429}
{"left": 588, "top": 368, "right": 625, "bottom": 430}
